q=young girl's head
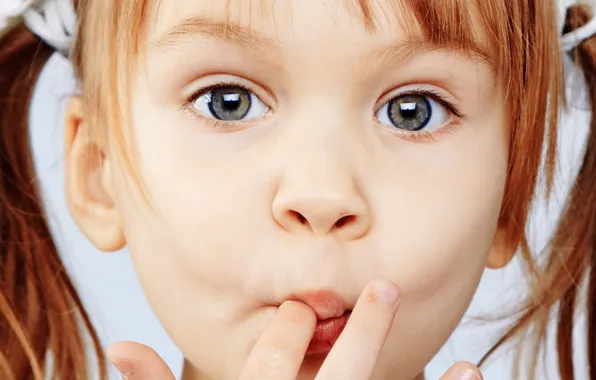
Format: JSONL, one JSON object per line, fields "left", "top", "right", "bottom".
{"left": 1, "top": 0, "right": 595, "bottom": 379}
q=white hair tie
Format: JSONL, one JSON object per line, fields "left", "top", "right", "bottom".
{"left": 0, "top": 0, "right": 75, "bottom": 56}
{"left": 561, "top": 16, "right": 596, "bottom": 51}
{"left": 0, "top": 0, "right": 33, "bottom": 30}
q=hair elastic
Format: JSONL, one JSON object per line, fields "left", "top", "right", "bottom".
{"left": 1, "top": 0, "right": 75, "bottom": 55}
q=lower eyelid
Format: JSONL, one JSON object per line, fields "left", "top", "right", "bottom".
{"left": 381, "top": 118, "right": 464, "bottom": 142}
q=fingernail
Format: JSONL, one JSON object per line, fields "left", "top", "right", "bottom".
{"left": 455, "top": 368, "right": 481, "bottom": 380}
{"left": 371, "top": 280, "right": 400, "bottom": 305}
{"left": 109, "top": 358, "right": 134, "bottom": 378}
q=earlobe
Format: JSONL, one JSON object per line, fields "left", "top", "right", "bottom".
{"left": 64, "top": 97, "right": 126, "bottom": 252}
{"left": 486, "top": 228, "right": 517, "bottom": 269}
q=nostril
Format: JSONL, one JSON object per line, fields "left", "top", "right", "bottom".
{"left": 290, "top": 210, "right": 308, "bottom": 225}
{"left": 334, "top": 215, "right": 356, "bottom": 229}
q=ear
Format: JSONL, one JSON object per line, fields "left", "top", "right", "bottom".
{"left": 486, "top": 227, "right": 517, "bottom": 269}
{"left": 64, "top": 97, "right": 125, "bottom": 252}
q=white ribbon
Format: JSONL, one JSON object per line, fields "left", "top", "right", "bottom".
{"left": 0, "top": 0, "right": 75, "bottom": 55}
{"left": 558, "top": 0, "right": 596, "bottom": 52}
{"left": 0, "top": 0, "right": 33, "bottom": 29}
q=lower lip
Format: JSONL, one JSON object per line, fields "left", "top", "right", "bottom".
{"left": 306, "top": 312, "right": 351, "bottom": 355}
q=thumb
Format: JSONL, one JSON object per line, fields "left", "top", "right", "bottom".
{"left": 439, "top": 362, "right": 482, "bottom": 380}
{"left": 107, "top": 341, "right": 176, "bottom": 380}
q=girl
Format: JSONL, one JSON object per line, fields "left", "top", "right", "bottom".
{"left": 0, "top": 0, "right": 594, "bottom": 379}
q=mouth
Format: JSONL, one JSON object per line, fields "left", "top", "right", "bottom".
{"left": 307, "top": 310, "right": 352, "bottom": 355}
{"left": 282, "top": 289, "right": 354, "bottom": 356}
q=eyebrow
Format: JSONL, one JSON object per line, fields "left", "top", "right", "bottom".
{"left": 152, "top": 16, "right": 494, "bottom": 71}
{"left": 372, "top": 38, "right": 495, "bottom": 72}
{"left": 151, "top": 16, "right": 276, "bottom": 54}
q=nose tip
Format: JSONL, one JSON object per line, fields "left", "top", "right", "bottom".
{"left": 273, "top": 194, "right": 370, "bottom": 239}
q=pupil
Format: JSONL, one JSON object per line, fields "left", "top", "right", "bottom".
{"left": 400, "top": 102, "right": 417, "bottom": 119}
{"left": 388, "top": 95, "right": 431, "bottom": 131}
{"left": 209, "top": 87, "right": 251, "bottom": 120}
{"left": 222, "top": 93, "right": 241, "bottom": 110}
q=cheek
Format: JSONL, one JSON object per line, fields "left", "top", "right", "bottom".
{"left": 115, "top": 91, "right": 275, "bottom": 295}
{"left": 373, "top": 111, "right": 508, "bottom": 293}
{"left": 111, "top": 141, "right": 273, "bottom": 302}
{"left": 368, "top": 119, "right": 507, "bottom": 378}
{"left": 110, "top": 151, "right": 274, "bottom": 378}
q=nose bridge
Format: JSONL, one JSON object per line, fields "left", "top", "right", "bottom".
{"left": 282, "top": 105, "right": 359, "bottom": 195}
{"left": 271, "top": 115, "right": 371, "bottom": 240}
{"left": 291, "top": 140, "right": 352, "bottom": 194}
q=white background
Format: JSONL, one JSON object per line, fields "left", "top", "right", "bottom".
{"left": 30, "top": 53, "right": 591, "bottom": 379}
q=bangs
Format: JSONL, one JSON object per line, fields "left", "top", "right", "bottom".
{"left": 143, "top": 0, "right": 499, "bottom": 63}
{"left": 215, "top": 0, "right": 502, "bottom": 68}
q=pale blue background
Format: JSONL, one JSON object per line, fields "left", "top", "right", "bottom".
{"left": 30, "top": 53, "right": 591, "bottom": 379}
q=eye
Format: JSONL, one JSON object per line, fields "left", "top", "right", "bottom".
{"left": 191, "top": 85, "right": 269, "bottom": 122}
{"left": 376, "top": 93, "right": 450, "bottom": 132}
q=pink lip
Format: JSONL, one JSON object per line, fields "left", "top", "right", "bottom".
{"left": 307, "top": 311, "right": 351, "bottom": 355}
{"left": 286, "top": 290, "right": 352, "bottom": 356}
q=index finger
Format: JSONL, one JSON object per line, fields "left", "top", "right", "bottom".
{"left": 238, "top": 301, "right": 317, "bottom": 380}
{"left": 315, "top": 280, "right": 401, "bottom": 380}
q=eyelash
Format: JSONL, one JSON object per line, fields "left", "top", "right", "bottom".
{"left": 380, "top": 87, "right": 467, "bottom": 142}
{"left": 183, "top": 81, "right": 263, "bottom": 130}
{"left": 183, "top": 82, "right": 468, "bottom": 141}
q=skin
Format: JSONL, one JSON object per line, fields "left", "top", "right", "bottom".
{"left": 106, "top": 281, "right": 482, "bottom": 380}
{"left": 65, "top": 0, "right": 510, "bottom": 379}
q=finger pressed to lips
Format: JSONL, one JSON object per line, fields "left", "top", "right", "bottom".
{"left": 238, "top": 301, "right": 317, "bottom": 380}
{"left": 240, "top": 280, "right": 400, "bottom": 380}
{"left": 314, "top": 280, "right": 401, "bottom": 380}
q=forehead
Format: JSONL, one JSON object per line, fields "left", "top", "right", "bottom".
{"left": 149, "top": 0, "right": 406, "bottom": 43}
{"left": 143, "top": 0, "right": 493, "bottom": 70}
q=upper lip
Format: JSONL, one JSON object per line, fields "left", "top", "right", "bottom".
{"left": 284, "top": 289, "right": 351, "bottom": 320}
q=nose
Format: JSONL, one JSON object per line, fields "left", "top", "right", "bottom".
{"left": 272, "top": 163, "right": 371, "bottom": 240}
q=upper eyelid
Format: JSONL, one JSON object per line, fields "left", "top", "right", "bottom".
{"left": 186, "top": 76, "right": 276, "bottom": 107}
{"left": 189, "top": 81, "right": 252, "bottom": 101}
{"left": 376, "top": 85, "right": 454, "bottom": 103}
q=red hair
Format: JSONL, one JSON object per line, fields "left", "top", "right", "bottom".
{"left": 0, "top": 1, "right": 593, "bottom": 378}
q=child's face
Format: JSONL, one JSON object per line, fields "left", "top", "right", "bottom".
{"left": 75, "top": 1, "right": 508, "bottom": 378}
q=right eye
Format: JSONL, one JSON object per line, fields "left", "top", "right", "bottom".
{"left": 190, "top": 85, "right": 270, "bottom": 122}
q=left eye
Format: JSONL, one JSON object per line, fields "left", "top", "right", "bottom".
{"left": 191, "top": 85, "right": 269, "bottom": 121}
{"left": 376, "top": 93, "right": 449, "bottom": 132}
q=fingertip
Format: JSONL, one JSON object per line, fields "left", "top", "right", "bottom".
{"left": 106, "top": 341, "right": 175, "bottom": 379}
{"left": 457, "top": 361, "right": 482, "bottom": 378}
{"left": 441, "top": 362, "right": 483, "bottom": 380}
{"left": 106, "top": 342, "right": 138, "bottom": 377}
{"left": 106, "top": 341, "right": 134, "bottom": 360}
{"left": 369, "top": 280, "right": 401, "bottom": 306}
{"left": 278, "top": 300, "right": 317, "bottom": 327}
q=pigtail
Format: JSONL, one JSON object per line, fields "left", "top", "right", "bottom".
{"left": 550, "top": 5, "right": 596, "bottom": 379}
{"left": 480, "top": 4, "right": 596, "bottom": 379}
{"left": 0, "top": 22, "right": 106, "bottom": 380}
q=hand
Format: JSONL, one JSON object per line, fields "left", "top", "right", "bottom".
{"left": 107, "top": 341, "right": 175, "bottom": 380}
{"left": 107, "top": 280, "right": 482, "bottom": 380}
{"left": 439, "top": 363, "right": 482, "bottom": 380}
